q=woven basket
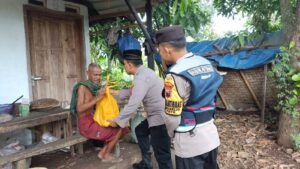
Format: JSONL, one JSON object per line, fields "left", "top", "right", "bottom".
{"left": 30, "top": 98, "right": 60, "bottom": 110}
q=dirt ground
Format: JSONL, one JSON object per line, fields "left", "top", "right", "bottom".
{"left": 31, "top": 111, "right": 300, "bottom": 169}
{"left": 31, "top": 141, "right": 142, "bottom": 169}
{"left": 216, "top": 112, "right": 300, "bottom": 169}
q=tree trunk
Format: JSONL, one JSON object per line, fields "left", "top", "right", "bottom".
{"left": 278, "top": 111, "right": 300, "bottom": 147}
{"left": 293, "top": 0, "right": 300, "bottom": 49}
{"left": 277, "top": 0, "right": 300, "bottom": 148}
{"left": 291, "top": 0, "right": 300, "bottom": 71}
{"left": 280, "top": 0, "right": 296, "bottom": 45}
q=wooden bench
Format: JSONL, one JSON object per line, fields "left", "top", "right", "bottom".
{"left": 0, "top": 110, "right": 71, "bottom": 134}
{"left": 0, "top": 109, "right": 88, "bottom": 169}
{"left": 0, "top": 109, "right": 125, "bottom": 168}
{"left": 0, "top": 134, "right": 88, "bottom": 168}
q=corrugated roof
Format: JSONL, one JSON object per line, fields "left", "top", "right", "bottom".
{"left": 92, "top": 0, "right": 144, "bottom": 15}
{"left": 67, "top": 0, "right": 164, "bottom": 23}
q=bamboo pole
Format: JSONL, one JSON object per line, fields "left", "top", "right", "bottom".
{"left": 239, "top": 71, "right": 262, "bottom": 110}
{"left": 217, "top": 89, "right": 228, "bottom": 110}
{"left": 261, "top": 64, "right": 268, "bottom": 122}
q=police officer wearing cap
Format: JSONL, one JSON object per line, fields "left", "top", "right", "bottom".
{"left": 155, "top": 25, "right": 223, "bottom": 169}
{"left": 109, "top": 49, "right": 173, "bottom": 169}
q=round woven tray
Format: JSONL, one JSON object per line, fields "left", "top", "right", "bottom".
{"left": 30, "top": 98, "right": 60, "bottom": 110}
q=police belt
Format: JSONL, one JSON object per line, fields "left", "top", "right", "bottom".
{"left": 193, "top": 110, "right": 215, "bottom": 124}
{"left": 175, "top": 110, "right": 215, "bottom": 133}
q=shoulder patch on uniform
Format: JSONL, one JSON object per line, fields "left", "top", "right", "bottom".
{"left": 187, "top": 65, "right": 214, "bottom": 76}
{"left": 164, "top": 74, "right": 183, "bottom": 116}
{"left": 164, "top": 75, "right": 174, "bottom": 98}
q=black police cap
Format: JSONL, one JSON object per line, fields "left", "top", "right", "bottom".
{"left": 155, "top": 25, "right": 185, "bottom": 44}
{"left": 123, "top": 49, "right": 142, "bottom": 60}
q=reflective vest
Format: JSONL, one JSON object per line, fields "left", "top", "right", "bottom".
{"left": 164, "top": 53, "right": 223, "bottom": 133}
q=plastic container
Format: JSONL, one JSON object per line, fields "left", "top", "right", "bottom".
{"left": 19, "top": 98, "right": 30, "bottom": 117}
{"left": 130, "top": 110, "right": 146, "bottom": 143}
{"left": 0, "top": 104, "right": 14, "bottom": 115}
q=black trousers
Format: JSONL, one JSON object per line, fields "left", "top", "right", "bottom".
{"left": 175, "top": 148, "right": 219, "bottom": 169}
{"left": 135, "top": 119, "right": 173, "bottom": 169}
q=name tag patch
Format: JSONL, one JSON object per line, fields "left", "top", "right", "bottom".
{"left": 187, "top": 65, "right": 214, "bottom": 76}
{"left": 201, "top": 74, "right": 211, "bottom": 79}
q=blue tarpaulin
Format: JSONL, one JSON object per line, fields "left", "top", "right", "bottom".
{"left": 155, "top": 31, "right": 283, "bottom": 70}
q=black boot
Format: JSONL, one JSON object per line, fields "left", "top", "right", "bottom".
{"left": 132, "top": 152, "right": 152, "bottom": 169}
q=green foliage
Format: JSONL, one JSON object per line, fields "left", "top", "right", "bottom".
{"left": 90, "top": 17, "right": 143, "bottom": 63}
{"left": 153, "top": 0, "right": 215, "bottom": 40}
{"left": 213, "top": 0, "right": 288, "bottom": 34}
{"left": 292, "top": 133, "right": 300, "bottom": 150}
{"left": 89, "top": 0, "right": 218, "bottom": 85}
{"left": 197, "top": 24, "right": 219, "bottom": 41}
{"left": 101, "top": 65, "right": 132, "bottom": 90}
{"left": 90, "top": 18, "right": 140, "bottom": 89}
{"left": 269, "top": 44, "right": 300, "bottom": 117}
{"left": 216, "top": 30, "right": 256, "bottom": 54}
{"left": 90, "top": 1, "right": 216, "bottom": 63}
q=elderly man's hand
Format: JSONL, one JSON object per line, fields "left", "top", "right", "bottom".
{"left": 95, "top": 87, "right": 106, "bottom": 102}
{"left": 110, "top": 89, "right": 119, "bottom": 95}
{"left": 107, "top": 119, "right": 118, "bottom": 127}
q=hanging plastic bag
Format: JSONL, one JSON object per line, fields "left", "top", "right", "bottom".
{"left": 117, "top": 33, "right": 141, "bottom": 57}
{"left": 93, "top": 75, "right": 119, "bottom": 127}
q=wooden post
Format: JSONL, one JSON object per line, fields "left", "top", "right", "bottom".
{"left": 14, "top": 159, "right": 27, "bottom": 169}
{"left": 261, "top": 64, "right": 268, "bottom": 123}
{"left": 77, "top": 143, "right": 84, "bottom": 155}
{"left": 239, "top": 71, "right": 261, "bottom": 110}
{"left": 67, "top": 112, "right": 76, "bottom": 156}
{"left": 63, "top": 119, "right": 67, "bottom": 139}
{"left": 217, "top": 89, "right": 228, "bottom": 110}
{"left": 124, "top": 0, "right": 168, "bottom": 72}
{"left": 145, "top": 0, "right": 155, "bottom": 70}
{"left": 114, "top": 142, "right": 121, "bottom": 158}
{"left": 124, "top": 0, "right": 154, "bottom": 53}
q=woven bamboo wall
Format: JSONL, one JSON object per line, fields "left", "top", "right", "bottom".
{"left": 217, "top": 66, "right": 277, "bottom": 111}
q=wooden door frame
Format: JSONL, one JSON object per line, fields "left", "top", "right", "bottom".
{"left": 23, "top": 4, "right": 86, "bottom": 101}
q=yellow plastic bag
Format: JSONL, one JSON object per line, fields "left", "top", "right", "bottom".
{"left": 93, "top": 75, "right": 119, "bottom": 127}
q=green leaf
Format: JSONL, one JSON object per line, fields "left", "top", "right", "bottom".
{"left": 184, "top": 0, "right": 188, "bottom": 11}
{"left": 296, "top": 83, "right": 300, "bottom": 88}
{"left": 295, "top": 49, "right": 300, "bottom": 55}
{"left": 280, "top": 47, "right": 287, "bottom": 52}
{"left": 172, "top": 0, "right": 178, "bottom": 15}
{"left": 238, "top": 34, "right": 245, "bottom": 47}
{"left": 266, "top": 71, "right": 274, "bottom": 77}
{"left": 293, "top": 89, "right": 298, "bottom": 95}
{"left": 288, "top": 68, "right": 297, "bottom": 76}
{"left": 94, "top": 36, "right": 98, "bottom": 45}
{"left": 292, "top": 73, "right": 300, "bottom": 81}
{"left": 290, "top": 41, "right": 295, "bottom": 49}
{"left": 289, "top": 97, "right": 298, "bottom": 105}
{"left": 180, "top": 0, "right": 186, "bottom": 17}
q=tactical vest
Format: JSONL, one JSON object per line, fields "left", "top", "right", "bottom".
{"left": 164, "top": 53, "right": 223, "bottom": 133}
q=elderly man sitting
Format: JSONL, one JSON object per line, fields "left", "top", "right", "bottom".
{"left": 70, "top": 63, "right": 128, "bottom": 163}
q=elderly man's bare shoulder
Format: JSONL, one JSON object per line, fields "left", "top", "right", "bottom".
{"left": 78, "top": 85, "right": 93, "bottom": 96}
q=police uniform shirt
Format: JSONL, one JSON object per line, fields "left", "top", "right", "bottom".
{"left": 115, "top": 65, "right": 165, "bottom": 128}
{"left": 164, "top": 52, "right": 220, "bottom": 158}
